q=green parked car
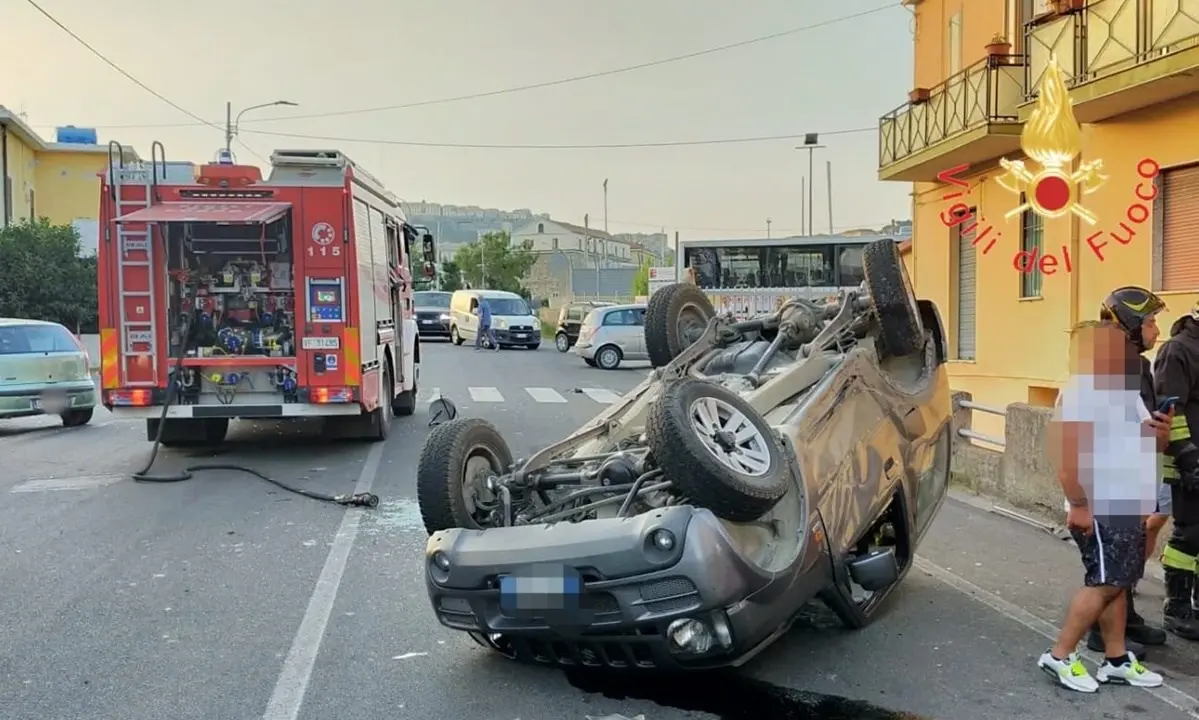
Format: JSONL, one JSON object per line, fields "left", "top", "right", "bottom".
{"left": 0, "top": 319, "right": 96, "bottom": 426}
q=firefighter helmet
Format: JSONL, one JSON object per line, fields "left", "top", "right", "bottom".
{"left": 1100, "top": 286, "right": 1166, "bottom": 352}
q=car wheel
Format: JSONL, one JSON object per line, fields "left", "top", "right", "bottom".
{"left": 646, "top": 378, "right": 788, "bottom": 522}
{"left": 555, "top": 333, "right": 570, "bottom": 352}
{"left": 61, "top": 408, "right": 93, "bottom": 427}
{"left": 595, "top": 345, "right": 622, "bottom": 370}
{"left": 417, "top": 418, "right": 514, "bottom": 533}
{"left": 645, "top": 283, "right": 716, "bottom": 368}
{"left": 583, "top": 358, "right": 597, "bottom": 367}
{"left": 862, "top": 239, "right": 924, "bottom": 358}
{"left": 451, "top": 326, "right": 464, "bottom": 346}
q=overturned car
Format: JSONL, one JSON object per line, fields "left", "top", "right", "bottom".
{"left": 416, "top": 239, "right": 952, "bottom": 670}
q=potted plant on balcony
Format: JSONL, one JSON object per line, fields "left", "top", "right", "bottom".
{"left": 986, "top": 33, "right": 1012, "bottom": 57}
{"left": 1052, "top": 0, "right": 1086, "bottom": 12}
{"left": 908, "top": 87, "right": 931, "bottom": 104}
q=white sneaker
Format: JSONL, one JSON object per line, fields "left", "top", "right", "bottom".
{"left": 1097, "top": 652, "right": 1164, "bottom": 687}
{"left": 1038, "top": 650, "right": 1099, "bottom": 693}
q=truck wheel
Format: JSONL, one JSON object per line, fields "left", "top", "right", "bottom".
{"left": 862, "top": 239, "right": 924, "bottom": 359}
{"left": 645, "top": 283, "right": 715, "bottom": 367}
{"left": 393, "top": 364, "right": 417, "bottom": 417}
{"left": 370, "top": 366, "right": 393, "bottom": 441}
{"left": 646, "top": 378, "right": 788, "bottom": 522}
{"left": 417, "top": 418, "right": 514, "bottom": 533}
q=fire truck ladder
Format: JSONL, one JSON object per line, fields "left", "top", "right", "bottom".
{"left": 108, "top": 141, "right": 166, "bottom": 388}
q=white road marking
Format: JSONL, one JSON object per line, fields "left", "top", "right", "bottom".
{"left": 525, "top": 387, "right": 567, "bottom": 403}
{"left": 468, "top": 386, "right": 505, "bottom": 402}
{"left": 261, "top": 442, "right": 385, "bottom": 720}
{"left": 10, "top": 474, "right": 124, "bottom": 492}
{"left": 916, "top": 556, "right": 1199, "bottom": 718}
{"left": 580, "top": 388, "right": 622, "bottom": 404}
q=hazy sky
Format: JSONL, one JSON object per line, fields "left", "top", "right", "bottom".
{"left": 5, "top": 0, "right": 913, "bottom": 240}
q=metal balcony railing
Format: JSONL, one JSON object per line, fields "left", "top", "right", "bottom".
{"left": 878, "top": 55, "right": 1025, "bottom": 169}
{"left": 1025, "top": 0, "right": 1199, "bottom": 97}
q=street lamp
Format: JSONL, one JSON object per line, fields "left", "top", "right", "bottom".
{"left": 225, "top": 100, "right": 298, "bottom": 152}
{"left": 795, "top": 134, "right": 825, "bottom": 236}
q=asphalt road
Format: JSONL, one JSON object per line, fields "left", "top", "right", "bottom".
{"left": 3, "top": 340, "right": 1198, "bottom": 720}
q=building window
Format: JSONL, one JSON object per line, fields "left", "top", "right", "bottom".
{"left": 537, "top": 223, "right": 544, "bottom": 233}
{"left": 947, "top": 12, "right": 962, "bottom": 77}
{"left": 1157, "top": 163, "right": 1199, "bottom": 291}
{"left": 551, "top": 237, "right": 558, "bottom": 250}
{"left": 1019, "top": 194, "right": 1043, "bottom": 298}
{"left": 954, "top": 206, "right": 977, "bottom": 361}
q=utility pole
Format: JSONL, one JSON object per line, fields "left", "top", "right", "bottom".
{"left": 602, "top": 179, "right": 609, "bottom": 234}
{"left": 800, "top": 177, "right": 806, "bottom": 237}
{"left": 224, "top": 102, "right": 233, "bottom": 152}
{"left": 795, "top": 134, "right": 825, "bottom": 236}
{"left": 585, "top": 213, "right": 599, "bottom": 297}
{"left": 766, "top": 217, "right": 772, "bottom": 239}
{"left": 826, "top": 160, "right": 834, "bottom": 235}
{"left": 225, "top": 100, "right": 298, "bottom": 153}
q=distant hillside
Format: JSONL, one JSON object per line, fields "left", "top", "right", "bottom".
{"left": 401, "top": 201, "right": 548, "bottom": 249}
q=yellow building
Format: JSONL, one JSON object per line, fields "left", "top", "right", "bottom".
{"left": 1, "top": 107, "right": 138, "bottom": 248}
{"left": 879, "top": 0, "right": 1199, "bottom": 440}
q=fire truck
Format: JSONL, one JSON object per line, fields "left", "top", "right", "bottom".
{"left": 96, "top": 144, "right": 435, "bottom": 445}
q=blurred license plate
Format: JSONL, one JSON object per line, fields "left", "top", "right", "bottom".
{"left": 34, "top": 393, "right": 67, "bottom": 412}
{"left": 513, "top": 333, "right": 528, "bottom": 339}
{"left": 499, "top": 564, "right": 582, "bottom": 618}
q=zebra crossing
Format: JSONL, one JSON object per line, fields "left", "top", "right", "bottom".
{"left": 416, "top": 385, "right": 627, "bottom": 406}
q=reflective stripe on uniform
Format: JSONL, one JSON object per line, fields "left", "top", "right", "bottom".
{"left": 1162, "top": 544, "right": 1198, "bottom": 571}
{"left": 1170, "top": 414, "right": 1191, "bottom": 442}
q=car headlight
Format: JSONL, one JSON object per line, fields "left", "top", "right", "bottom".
{"left": 439, "top": 313, "right": 450, "bottom": 321}
{"left": 431, "top": 551, "right": 451, "bottom": 572}
{"left": 495, "top": 319, "right": 508, "bottom": 329}
{"left": 650, "top": 528, "right": 675, "bottom": 551}
{"left": 667, "top": 618, "right": 714, "bottom": 654}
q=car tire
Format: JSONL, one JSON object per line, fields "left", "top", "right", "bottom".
{"left": 595, "top": 345, "right": 622, "bottom": 370}
{"left": 555, "top": 333, "right": 570, "bottom": 352}
{"left": 417, "top": 417, "right": 514, "bottom": 533}
{"left": 61, "top": 408, "right": 93, "bottom": 427}
{"left": 583, "top": 358, "right": 597, "bottom": 367}
{"left": 451, "top": 326, "right": 464, "bottom": 346}
{"left": 645, "top": 283, "right": 716, "bottom": 367}
{"left": 862, "top": 239, "right": 924, "bottom": 359}
{"left": 646, "top": 377, "right": 788, "bottom": 522}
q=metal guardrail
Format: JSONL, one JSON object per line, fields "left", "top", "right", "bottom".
{"left": 955, "top": 397, "right": 1007, "bottom": 448}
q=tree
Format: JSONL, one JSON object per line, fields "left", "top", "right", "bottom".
{"left": 0, "top": 219, "right": 97, "bottom": 332}
{"left": 632, "top": 258, "right": 650, "bottom": 296}
{"left": 453, "top": 231, "right": 536, "bottom": 293}
{"left": 439, "top": 260, "right": 463, "bottom": 292}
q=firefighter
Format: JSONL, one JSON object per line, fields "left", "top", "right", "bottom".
{"left": 1153, "top": 299, "right": 1199, "bottom": 640}
{"left": 1073, "top": 286, "right": 1171, "bottom": 655}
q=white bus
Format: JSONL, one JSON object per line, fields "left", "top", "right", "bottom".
{"left": 677, "top": 234, "right": 908, "bottom": 318}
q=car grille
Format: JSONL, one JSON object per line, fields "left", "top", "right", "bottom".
{"left": 636, "top": 577, "right": 701, "bottom": 614}
{"left": 509, "top": 632, "right": 660, "bottom": 669}
{"left": 506, "top": 325, "right": 534, "bottom": 332}
{"left": 416, "top": 312, "right": 443, "bottom": 322}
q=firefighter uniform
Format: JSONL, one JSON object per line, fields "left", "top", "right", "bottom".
{"left": 1152, "top": 307, "right": 1199, "bottom": 640}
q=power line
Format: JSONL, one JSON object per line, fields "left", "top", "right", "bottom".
{"left": 23, "top": 0, "right": 270, "bottom": 163}
{"left": 596, "top": 217, "right": 901, "bottom": 234}
{"left": 76, "top": 4, "right": 898, "bottom": 130}
{"left": 239, "top": 126, "right": 875, "bottom": 150}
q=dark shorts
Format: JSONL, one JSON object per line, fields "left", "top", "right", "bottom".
{"left": 1071, "top": 517, "right": 1146, "bottom": 588}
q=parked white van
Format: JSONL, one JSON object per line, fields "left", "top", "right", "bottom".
{"left": 448, "top": 290, "right": 541, "bottom": 350}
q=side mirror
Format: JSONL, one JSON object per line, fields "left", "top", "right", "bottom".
{"left": 422, "top": 234, "right": 436, "bottom": 263}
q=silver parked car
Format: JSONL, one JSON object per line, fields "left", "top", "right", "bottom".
{"left": 573, "top": 304, "right": 648, "bottom": 369}
{"left": 0, "top": 319, "right": 96, "bottom": 426}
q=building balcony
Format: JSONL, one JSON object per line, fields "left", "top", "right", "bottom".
{"left": 1024, "top": 0, "right": 1199, "bottom": 122}
{"left": 878, "top": 55, "right": 1025, "bottom": 182}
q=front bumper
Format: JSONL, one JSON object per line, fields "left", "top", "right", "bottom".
{"left": 425, "top": 505, "right": 781, "bottom": 669}
{"left": 493, "top": 327, "right": 539, "bottom": 345}
{"left": 416, "top": 317, "right": 451, "bottom": 336}
{"left": 0, "top": 382, "right": 96, "bottom": 419}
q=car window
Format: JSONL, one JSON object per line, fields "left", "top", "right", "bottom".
{"left": 602, "top": 309, "right": 639, "bottom": 326}
{"left": 566, "top": 306, "right": 582, "bottom": 322}
{"left": 633, "top": 308, "right": 647, "bottom": 326}
{"left": 580, "top": 310, "right": 601, "bottom": 329}
{"left": 414, "top": 291, "right": 452, "bottom": 308}
{"left": 487, "top": 298, "right": 530, "bottom": 315}
{"left": 0, "top": 324, "right": 79, "bottom": 355}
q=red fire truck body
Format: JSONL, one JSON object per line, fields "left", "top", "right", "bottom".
{"left": 96, "top": 144, "right": 432, "bottom": 444}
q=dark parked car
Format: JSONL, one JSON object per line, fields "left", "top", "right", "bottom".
{"left": 416, "top": 239, "right": 952, "bottom": 670}
{"left": 554, "top": 301, "right": 615, "bottom": 352}
{"left": 414, "top": 291, "right": 453, "bottom": 339}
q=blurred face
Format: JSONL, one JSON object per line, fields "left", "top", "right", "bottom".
{"left": 1141, "top": 313, "right": 1161, "bottom": 350}
{"left": 1073, "top": 324, "right": 1135, "bottom": 387}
